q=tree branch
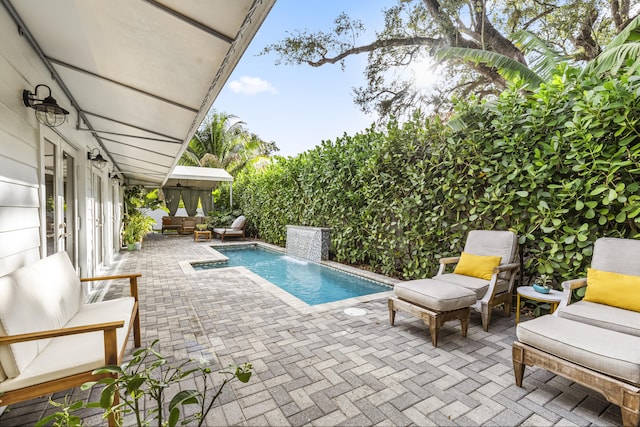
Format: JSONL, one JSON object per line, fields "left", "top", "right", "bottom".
{"left": 307, "top": 36, "right": 442, "bottom": 67}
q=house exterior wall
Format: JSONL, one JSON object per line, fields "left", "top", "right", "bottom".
{"left": 0, "top": 7, "right": 120, "bottom": 280}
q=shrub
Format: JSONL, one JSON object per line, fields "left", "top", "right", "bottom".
{"left": 235, "top": 65, "right": 640, "bottom": 281}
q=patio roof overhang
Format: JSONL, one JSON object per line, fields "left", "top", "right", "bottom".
{"left": 3, "top": 0, "right": 275, "bottom": 187}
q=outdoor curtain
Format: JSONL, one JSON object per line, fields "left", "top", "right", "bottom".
{"left": 199, "top": 189, "right": 213, "bottom": 216}
{"left": 182, "top": 189, "right": 200, "bottom": 217}
{"left": 164, "top": 188, "right": 181, "bottom": 216}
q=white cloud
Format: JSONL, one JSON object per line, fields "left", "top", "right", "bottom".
{"left": 228, "top": 76, "right": 277, "bottom": 95}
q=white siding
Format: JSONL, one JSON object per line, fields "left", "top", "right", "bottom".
{"left": 0, "top": 6, "right": 118, "bottom": 278}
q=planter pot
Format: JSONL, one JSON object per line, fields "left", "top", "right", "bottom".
{"left": 134, "top": 242, "right": 142, "bottom": 250}
{"left": 533, "top": 284, "right": 550, "bottom": 294}
{"left": 127, "top": 243, "right": 136, "bottom": 251}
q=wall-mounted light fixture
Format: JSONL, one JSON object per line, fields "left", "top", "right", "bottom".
{"left": 22, "top": 84, "right": 69, "bottom": 127}
{"left": 88, "top": 148, "right": 108, "bottom": 169}
{"left": 108, "top": 172, "right": 121, "bottom": 184}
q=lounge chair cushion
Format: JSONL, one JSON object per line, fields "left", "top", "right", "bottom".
{"left": 583, "top": 268, "right": 640, "bottom": 312}
{"left": 557, "top": 300, "right": 640, "bottom": 338}
{"left": 433, "top": 274, "right": 510, "bottom": 299}
{"left": 231, "top": 215, "right": 246, "bottom": 230}
{"left": 517, "top": 315, "right": 640, "bottom": 385}
{"left": 591, "top": 238, "right": 640, "bottom": 275}
{"left": 463, "top": 230, "right": 517, "bottom": 267}
{"left": 212, "top": 228, "right": 244, "bottom": 236}
{"left": 453, "top": 252, "right": 501, "bottom": 280}
{"left": 394, "top": 279, "right": 476, "bottom": 312}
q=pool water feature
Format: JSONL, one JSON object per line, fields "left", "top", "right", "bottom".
{"left": 193, "top": 246, "right": 391, "bottom": 305}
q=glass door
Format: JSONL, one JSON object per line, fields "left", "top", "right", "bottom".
{"left": 43, "top": 137, "right": 78, "bottom": 269}
{"left": 94, "top": 175, "right": 104, "bottom": 271}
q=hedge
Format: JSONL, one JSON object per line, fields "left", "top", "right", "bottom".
{"left": 235, "top": 65, "right": 640, "bottom": 283}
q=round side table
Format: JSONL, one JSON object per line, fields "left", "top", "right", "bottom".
{"left": 516, "top": 286, "right": 563, "bottom": 323}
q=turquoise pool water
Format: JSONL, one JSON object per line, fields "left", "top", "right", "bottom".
{"left": 192, "top": 246, "right": 391, "bottom": 305}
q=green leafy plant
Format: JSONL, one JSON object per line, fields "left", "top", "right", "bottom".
{"left": 84, "top": 340, "right": 251, "bottom": 427}
{"left": 536, "top": 274, "right": 553, "bottom": 290}
{"left": 122, "top": 213, "right": 155, "bottom": 246}
{"left": 35, "top": 396, "right": 90, "bottom": 427}
{"left": 40, "top": 340, "right": 252, "bottom": 427}
{"left": 233, "top": 61, "right": 640, "bottom": 283}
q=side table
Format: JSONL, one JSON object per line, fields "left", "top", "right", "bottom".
{"left": 516, "top": 286, "right": 563, "bottom": 323}
{"left": 193, "top": 230, "right": 212, "bottom": 242}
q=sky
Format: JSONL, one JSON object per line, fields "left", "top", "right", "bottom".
{"left": 213, "top": 0, "right": 399, "bottom": 157}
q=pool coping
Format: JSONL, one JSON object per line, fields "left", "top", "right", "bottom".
{"left": 178, "top": 241, "right": 400, "bottom": 314}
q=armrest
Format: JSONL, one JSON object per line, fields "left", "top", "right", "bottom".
{"left": 494, "top": 262, "right": 520, "bottom": 273}
{"left": 81, "top": 273, "right": 141, "bottom": 302}
{"left": 561, "top": 278, "right": 587, "bottom": 291}
{"left": 80, "top": 273, "right": 141, "bottom": 282}
{"left": 0, "top": 321, "right": 124, "bottom": 345}
{"left": 556, "top": 278, "right": 587, "bottom": 311}
{"left": 437, "top": 256, "right": 460, "bottom": 275}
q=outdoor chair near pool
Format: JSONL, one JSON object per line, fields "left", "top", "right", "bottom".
{"left": 213, "top": 215, "right": 246, "bottom": 242}
{"left": 389, "top": 230, "right": 520, "bottom": 342}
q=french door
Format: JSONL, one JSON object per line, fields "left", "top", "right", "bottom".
{"left": 43, "top": 136, "right": 78, "bottom": 268}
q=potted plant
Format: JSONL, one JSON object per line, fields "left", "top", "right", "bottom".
{"left": 123, "top": 213, "right": 155, "bottom": 250}
{"left": 532, "top": 274, "right": 553, "bottom": 294}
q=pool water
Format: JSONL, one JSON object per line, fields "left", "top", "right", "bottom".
{"left": 193, "top": 246, "right": 391, "bottom": 305}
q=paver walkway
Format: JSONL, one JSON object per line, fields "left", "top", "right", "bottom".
{"left": 0, "top": 234, "right": 623, "bottom": 426}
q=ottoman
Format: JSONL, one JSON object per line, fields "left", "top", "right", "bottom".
{"left": 389, "top": 278, "right": 477, "bottom": 346}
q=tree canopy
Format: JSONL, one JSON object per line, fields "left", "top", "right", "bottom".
{"left": 263, "top": 0, "right": 636, "bottom": 117}
{"left": 179, "top": 111, "right": 278, "bottom": 176}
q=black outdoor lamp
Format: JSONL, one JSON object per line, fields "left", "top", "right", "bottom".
{"left": 109, "top": 172, "right": 121, "bottom": 183}
{"left": 88, "top": 148, "right": 108, "bottom": 169}
{"left": 22, "top": 84, "right": 69, "bottom": 127}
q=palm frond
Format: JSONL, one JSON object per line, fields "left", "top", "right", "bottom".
{"left": 437, "top": 47, "right": 544, "bottom": 88}
{"left": 583, "top": 15, "right": 640, "bottom": 76}
{"left": 511, "top": 30, "right": 568, "bottom": 81}
{"left": 584, "top": 42, "right": 640, "bottom": 76}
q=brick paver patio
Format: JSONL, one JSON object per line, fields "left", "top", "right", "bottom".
{"left": 0, "top": 234, "right": 623, "bottom": 426}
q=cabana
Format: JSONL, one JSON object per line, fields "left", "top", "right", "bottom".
{"left": 162, "top": 165, "right": 234, "bottom": 216}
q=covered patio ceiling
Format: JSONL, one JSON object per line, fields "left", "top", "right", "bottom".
{"left": 3, "top": 0, "right": 275, "bottom": 186}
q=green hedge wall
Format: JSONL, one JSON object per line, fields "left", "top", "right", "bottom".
{"left": 235, "top": 65, "right": 640, "bottom": 282}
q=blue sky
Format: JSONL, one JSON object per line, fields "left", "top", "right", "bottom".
{"left": 213, "top": 0, "right": 398, "bottom": 157}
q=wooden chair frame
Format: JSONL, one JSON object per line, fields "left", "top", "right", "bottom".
{"left": 0, "top": 273, "right": 141, "bottom": 427}
{"left": 437, "top": 257, "right": 520, "bottom": 331}
{"left": 513, "top": 341, "right": 640, "bottom": 426}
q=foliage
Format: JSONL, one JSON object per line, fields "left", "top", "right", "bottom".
{"left": 262, "top": 0, "right": 633, "bottom": 117}
{"left": 535, "top": 274, "right": 553, "bottom": 290}
{"left": 235, "top": 63, "right": 640, "bottom": 282}
{"left": 37, "top": 341, "right": 252, "bottom": 427}
{"left": 206, "top": 207, "right": 244, "bottom": 232}
{"left": 179, "top": 110, "right": 278, "bottom": 177}
{"left": 122, "top": 213, "right": 155, "bottom": 245}
{"left": 35, "top": 397, "right": 89, "bottom": 427}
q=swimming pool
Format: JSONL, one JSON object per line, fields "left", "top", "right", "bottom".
{"left": 192, "top": 246, "right": 391, "bottom": 305}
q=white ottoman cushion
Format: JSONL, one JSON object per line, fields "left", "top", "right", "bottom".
{"left": 394, "top": 279, "right": 476, "bottom": 312}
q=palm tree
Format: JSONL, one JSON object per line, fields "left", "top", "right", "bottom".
{"left": 582, "top": 14, "right": 640, "bottom": 77}
{"left": 179, "top": 111, "right": 274, "bottom": 176}
{"left": 436, "top": 30, "right": 568, "bottom": 90}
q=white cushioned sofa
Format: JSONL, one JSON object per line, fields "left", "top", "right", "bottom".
{"left": 513, "top": 238, "right": 640, "bottom": 426}
{"left": 0, "top": 251, "right": 141, "bottom": 421}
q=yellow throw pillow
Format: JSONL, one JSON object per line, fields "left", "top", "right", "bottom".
{"left": 584, "top": 268, "right": 640, "bottom": 312}
{"left": 453, "top": 252, "right": 502, "bottom": 280}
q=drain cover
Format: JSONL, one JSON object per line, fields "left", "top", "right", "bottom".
{"left": 344, "top": 307, "right": 366, "bottom": 316}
